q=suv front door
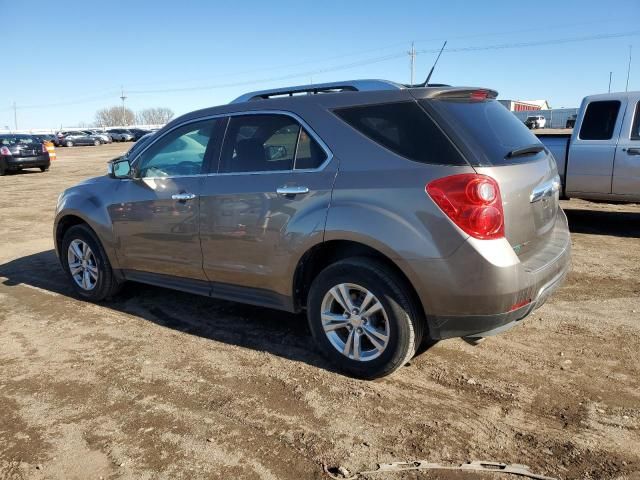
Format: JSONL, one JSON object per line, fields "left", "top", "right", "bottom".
{"left": 199, "top": 113, "right": 335, "bottom": 308}
{"left": 109, "top": 118, "right": 223, "bottom": 282}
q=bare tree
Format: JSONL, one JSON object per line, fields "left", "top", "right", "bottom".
{"left": 94, "top": 106, "right": 136, "bottom": 127}
{"left": 136, "top": 107, "right": 174, "bottom": 126}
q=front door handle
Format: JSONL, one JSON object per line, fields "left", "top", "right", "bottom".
{"left": 171, "top": 192, "right": 197, "bottom": 201}
{"left": 276, "top": 186, "right": 310, "bottom": 196}
{"left": 624, "top": 147, "right": 640, "bottom": 156}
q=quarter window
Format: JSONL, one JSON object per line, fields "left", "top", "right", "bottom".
{"left": 334, "top": 101, "right": 466, "bottom": 165}
{"left": 579, "top": 101, "right": 621, "bottom": 140}
{"left": 136, "top": 119, "right": 218, "bottom": 178}
{"left": 219, "top": 114, "right": 326, "bottom": 173}
{"left": 631, "top": 101, "right": 640, "bottom": 141}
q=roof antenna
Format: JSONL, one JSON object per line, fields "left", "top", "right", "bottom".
{"left": 419, "top": 40, "right": 447, "bottom": 87}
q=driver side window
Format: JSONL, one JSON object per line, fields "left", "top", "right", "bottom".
{"left": 136, "top": 119, "right": 217, "bottom": 178}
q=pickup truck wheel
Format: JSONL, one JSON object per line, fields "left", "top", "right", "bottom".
{"left": 307, "top": 257, "right": 424, "bottom": 379}
{"left": 61, "top": 224, "right": 120, "bottom": 301}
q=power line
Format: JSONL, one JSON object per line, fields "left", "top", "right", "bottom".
{"left": 2, "top": 29, "right": 638, "bottom": 113}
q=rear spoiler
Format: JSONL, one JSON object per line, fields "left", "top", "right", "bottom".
{"left": 424, "top": 88, "right": 499, "bottom": 101}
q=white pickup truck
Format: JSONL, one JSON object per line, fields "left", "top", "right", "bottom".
{"left": 537, "top": 91, "right": 640, "bottom": 201}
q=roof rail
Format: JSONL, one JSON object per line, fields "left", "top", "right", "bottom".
{"left": 230, "top": 79, "right": 405, "bottom": 104}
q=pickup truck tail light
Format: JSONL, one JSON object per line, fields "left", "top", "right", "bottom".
{"left": 426, "top": 174, "right": 505, "bottom": 240}
{"left": 0, "top": 146, "right": 11, "bottom": 156}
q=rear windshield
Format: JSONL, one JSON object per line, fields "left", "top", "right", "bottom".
{"left": 333, "top": 101, "right": 466, "bottom": 165}
{"left": 0, "top": 135, "right": 37, "bottom": 145}
{"left": 425, "top": 99, "right": 544, "bottom": 165}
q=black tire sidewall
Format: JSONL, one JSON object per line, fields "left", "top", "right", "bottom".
{"left": 307, "top": 259, "right": 417, "bottom": 379}
{"left": 61, "top": 225, "right": 114, "bottom": 301}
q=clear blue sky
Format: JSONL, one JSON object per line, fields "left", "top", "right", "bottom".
{"left": 2, "top": 0, "right": 639, "bottom": 130}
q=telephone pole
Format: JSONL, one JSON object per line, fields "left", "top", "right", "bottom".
{"left": 625, "top": 45, "right": 632, "bottom": 92}
{"left": 608, "top": 72, "right": 612, "bottom": 93}
{"left": 408, "top": 41, "right": 417, "bottom": 85}
{"left": 120, "top": 86, "right": 127, "bottom": 125}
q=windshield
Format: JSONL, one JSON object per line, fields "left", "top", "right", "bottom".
{"left": 425, "top": 99, "right": 544, "bottom": 165}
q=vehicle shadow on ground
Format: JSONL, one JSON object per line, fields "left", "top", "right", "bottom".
{"left": 1, "top": 250, "right": 433, "bottom": 376}
{"left": 564, "top": 207, "right": 640, "bottom": 238}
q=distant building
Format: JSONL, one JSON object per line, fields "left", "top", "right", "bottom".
{"left": 498, "top": 99, "right": 551, "bottom": 112}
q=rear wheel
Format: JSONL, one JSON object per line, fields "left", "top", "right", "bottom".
{"left": 307, "top": 257, "right": 424, "bottom": 379}
{"left": 65, "top": 140, "right": 73, "bottom": 147}
{"left": 93, "top": 139, "right": 100, "bottom": 146}
{"left": 0, "top": 163, "right": 5, "bottom": 176}
{"left": 61, "top": 224, "right": 119, "bottom": 301}
{"left": 40, "top": 167, "right": 48, "bottom": 172}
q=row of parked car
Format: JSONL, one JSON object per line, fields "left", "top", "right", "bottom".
{"left": 1, "top": 128, "right": 157, "bottom": 176}
{"left": 524, "top": 114, "right": 578, "bottom": 129}
{"left": 41, "top": 128, "right": 156, "bottom": 147}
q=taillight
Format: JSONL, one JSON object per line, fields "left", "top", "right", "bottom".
{"left": 42, "top": 143, "right": 47, "bottom": 153}
{"left": 0, "top": 146, "right": 10, "bottom": 156}
{"left": 426, "top": 174, "right": 505, "bottom": 240}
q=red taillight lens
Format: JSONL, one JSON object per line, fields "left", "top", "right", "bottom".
{"left": 426, "top": 174, "right": 505, "bottom": 240}
{"left": 0, "top": 146, "right": 11, "bottom": 156}
{"left": 469, "top": 89, "right": 489, "bottom": 101}
{"left": 42, "top": 143, "right": 47, "bottom": 153}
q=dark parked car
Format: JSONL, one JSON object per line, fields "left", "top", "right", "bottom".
{"left": 0, "top": 134, "right": 50, "bottom": 175}
{"left": 128, "top": 128, "right": 152, "bottom": 141}
{"left": 54, "top": 79, "right": 570, "bottom": 379}
{"left": 57, "top": 131, "right": 101, "bottom": 147}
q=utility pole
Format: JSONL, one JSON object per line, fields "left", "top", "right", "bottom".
{"left": 12, "top": 102, "right": 17, "bottom": 131}
{"left": 608, "top": 72, "right": 612, "bottom": 93}
{"left": 120, "top": 86, "right": 127, "bottom": 126}
{"left": 625, "top": 45, "right": 632, "bottom": 92}
{"left": 408, "top": 41, "right": 417, "bottom": 85}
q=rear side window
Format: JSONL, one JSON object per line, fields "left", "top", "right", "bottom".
{"left": 426, "top": 99, "right": 542, "bottom": 165}
{"left": 631, "top": 101, "right": 640, "bottom": 141}
{"left": 579, "top": 101, "right": 621, "bottom": 140}
{"left": 333, "top": 101, "right": 466, "bottom": 165}
{"left": 219, "top": 114, "right": 327, "bottom": 173}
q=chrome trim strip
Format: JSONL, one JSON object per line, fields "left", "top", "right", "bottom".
{"left": 129, "top": 110, "right": 334, "bottom": 179}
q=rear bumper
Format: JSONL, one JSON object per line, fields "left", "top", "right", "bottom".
{"left": 2, "top": 155, "right": 50, "bottom": 169}
{"left": 410, "top": 209, "right": 571, "bottom": 340}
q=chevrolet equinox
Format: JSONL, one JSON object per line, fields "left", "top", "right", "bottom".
{"left": 54, "top": 79, "right": 571, "bottom": 379}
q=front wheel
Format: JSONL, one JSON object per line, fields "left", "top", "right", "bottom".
{"left": 61, "top": 224, "right": 120, "bottom": 301}
{"left": 93, "top": 139, "right": 100, "bottom": 146}
{"left": 65, "top": 140, "right": 73, "bottom": 147}
{"left": 307, "top": 257, "right": 424, "bottom": 379}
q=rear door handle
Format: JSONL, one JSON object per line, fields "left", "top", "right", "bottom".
{"left": 276, "top": 186, "right": 310, "bottom": 196}
{"left": 624, "top": 147, "right": 640, "bottom": 156}
{"left": 171, "top": 192, "right": 197, "bottom": 201}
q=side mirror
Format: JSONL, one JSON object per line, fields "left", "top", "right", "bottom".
{"left": 108, "top": 159, "right": 132, "bottom": 179}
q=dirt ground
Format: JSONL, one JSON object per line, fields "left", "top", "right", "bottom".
{"left": 0, "top": 143, "right": 639, "bottom": 480}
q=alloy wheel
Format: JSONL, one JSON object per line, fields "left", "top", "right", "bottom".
{"left": 320, "top": 283, "right": 390, "bottom": 361}
{"left": 67, "top": 239, "right": 98, "bottom": 290}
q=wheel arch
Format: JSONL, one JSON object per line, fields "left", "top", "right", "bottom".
{"left": 292, "top": 239, "right": 426, "bottom": 323}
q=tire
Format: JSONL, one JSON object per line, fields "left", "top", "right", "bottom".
{"left": 0, "top": 162, "right": 5, "bottom": 176}
{"left": 61, "top": 224, "right": 120, "bottom": 301}
{"left": 40, "top": 167, "right": 49, "bottom": 172}
{"left": 93, "top": 139, "right": 100, "bottom": 146}
{"left": 307, "top": 257, "right": 424, "bottom": 379}
{"left": 65, "top": 140, "right": 73, "bottom": 147}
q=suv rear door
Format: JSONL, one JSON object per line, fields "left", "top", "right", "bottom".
{"left": 199, "top": 112, "right": 334, "bottom": 307}
{"left": 612, "top": 96, "right": 640, "bottom": 199}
